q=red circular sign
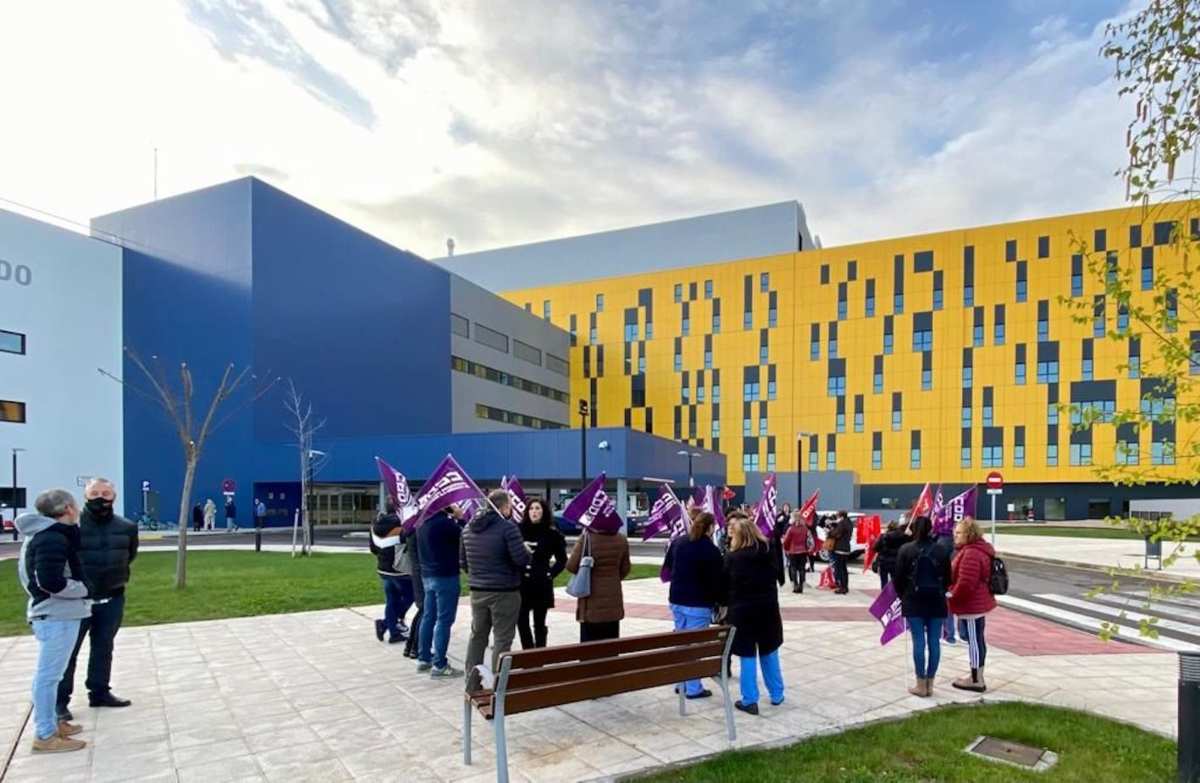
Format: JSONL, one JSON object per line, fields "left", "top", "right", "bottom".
{"left": 986, "top": 471, "right": 1004, "bottom": 489}
{"left": 222, "top": 478, "right": 237, "bottom": 493}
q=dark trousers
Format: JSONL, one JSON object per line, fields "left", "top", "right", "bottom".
{"left": 380, "top": 575, "right": 414, "bottom": 636}
{"left": 579, "top": 621, "right": 619, "bottom": 643}
{"left": 786, "top": 554, "right": 808, "bottom": 590}
{"left": 831, "top": 553, "right": 849, "bottom": 592}
{"left": 517, "top": 605, "right": 550, "bottom": 649}
{"left": 58, "top": 594, "right": 125, "bottom": 709}
{"left": 879, "top": 567, "right": 892, "bottom": 590}
{"left": 404, "top": 571, "right": 424, "bottom": 656}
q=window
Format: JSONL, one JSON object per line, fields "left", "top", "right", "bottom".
{"left": 1038, "top": 236, "right": 1049, "bottom": 259}
{"left": 768, "top": 304, "right": 777, "bottom": 328}
{"left": 760, "top": 272, "right": 769, "bottom": 293}
{"left": 474, "top": 322, "right": 509, "bottom": 353}
{"left": 827, "top": 374, "right": 846, "bottom": 397}
{"left": 473, "top": 403, "right": 566, "bottom": 430}
{"left": 1117, "top": 440, "right": 1139, "bottom": 466}
{"left": 835, "top": 413, "right": 844, "bottom": 433}
{"left": 1047, "top": 403, "right": 1059, "bottom": 425}
{"left": 1191, "top": 331, "right": 1200, "bottom": 375}
{"left": 682, "top": 384, "right": 691, "bottom": 403}
{"left": 829, "top": 325, "right": 839, "bottom": 359}
{"left": 837, "top": 287, "right": 848, "bottom": 320}
{"left": 703, "top": 350, "right": 712, "bottom": 369}
{"left": 768, "top": 380, "right": 777, "bottom": 400}
{"left": 1047, "top": 443, "right": 1058, "bottom": 466}
{"left": 1082, "top": 358, "right": 1093, "bottom": 381}
{"left": 674, "top": 352, "right": 682, "bottom": 371}
{"left": 1016, "top": 261, "right": 1028, "bottom": 303}
{"left": 810, "top": 324, "right": 820, "bottom": 360}
{"left": 1070, "top": 443, "right": 1093, "bottom": 467}
{"left": 922, "top": 368, "right": 932, "bottom": 391}
{"left": 743, "top": 310, "right": 753, "bottom": 330}
{"left": 1154, "top": 220, "right": 1176, "bottom": 245}
{"left": 743, "top": 418, "right": 751, "bottom": 436}
{"left": 994, "top": 305, "right": 1006, "bottom": 346}
{"left": 894, "top": 292, "right": 904, "bottom": 314}
{"left": 866, "top": 279, "right": 876, "bottom": 317}
{"left": 0, "top": 400, "right": 27, "bottom": 423}
{"left": 1005, "top": 239, "right": 1017, "bottom": 262}
{"left": 1037, "top": 359, "right": 1059, "bottom": 384}
{"left": 450, "top": 313, "right": 470, "bottom": 338}
{"left": 826, "top": 450, "right": 837, "bottom": 470}
{"left": 513, "top": 339, "right": 542, "bottom": 366}
{"left": 1093, "top": 295, "right": 1106, "bottom": 338}
{"left": 682, "top": 316, "right": 690, "bottom": 336}
{"left": 981, "top": 445, "right": 1003, "bottom": 468}
{"left": 1152, "top": 440, "right": 1176, "bottom": 465}
{"left": 963, "top": 366, "right": 973, "bottom": 388}
{"left": 711, "top": 420, "right": 720, "bottom": 437}
{"left": 712, "top": 313, "right": 721, "bottom": 333}
{"left": 873, "top": 357, "right": 884, "bottom": 394}
{"left": 962, "top": 447, "right": 972, "bottom": 468}
{"left": 1015, "top": 362, "right": 1026, "bottom": 385}
{"left": 542, "top": 300, "right": 551, "bottom": 320}
{"left": 1095, "top": 229, "right": 1107, "bottom": 251}
{"left": 820, "top": 265, "right": 830, "bottom": 284}
{"left": 854, "top": 412, "right": 864, "bottom": 433}
{"left": 623, "top": 323, "right": 639, "bottom": 342}
{"left": 1141, "top": 247, "right": 1154, "bottom": 290}
{"left": 973, "top": 307, "right": 984, "bottom": 347}
{"left": 1129, "top": 355, "right": 1141, "bottom": 379}
{"left": 759, "top": 345, "right": 769, "bottom": 363}
{"left": 1071, "top": 254, "right": 1083, "bottom": 297}
{"left": 809, "top": 450, "right": 818, "bottom": 471}
{"left": 743, "top": 382, "right": 760, "bottom": 401}
{"left": 883, "top": 316, "right": 894, "bottom": 355}
{"left": 595, "top": 294, "right": 604, "bottom": 312}
{"left": 704, "top": 280, "right": 713, "bottom": 299}
{"left": 910, "top": 449, "right": 921, "bottom": 469}
{"left": 961, "top": 407, "right": 972, "bottom": 428}
{"left": 712, "top": 383, "right": 721, "bottom": 402}
{"left": 673, "top": 283, "right": 682, "bottom": 302}
{"left": 933, "top": 271, "right": 944, "bottom": 310}
{"left": 1014, "top": 445, "right": 1025, "bottom": 467}
{"left": 1117, "top": 303, "right": 1129, "bottom": 333}
{"left": 964, "top": 245, "right": 975, "bottom": 306}
{"left": 589, "top": 327, "right": 598, "bottom": 344}
{"left": 872, "top": 449, "right": 882, "bottom": 470}
{"left": 1168, "top": 288, "right": 1179, "bottom": 331}
{"left": 760, "top": 418, "right": 769, "bottom": 436}
{"left": 766, "top": 452, "right": 776, "bottom": 471}
{"left": 546, "top": 354, "right": 569, "bottom": 376}
{"left": 913, "top": 328, "right": 933, "bottom": 352}
{"left": 892, "top": 410, "right": 902, "bottom": 431}
{"left": 697, "top": 384, "right": 705, "bottom": 403}
{"left": 1037, "top": 301, "right": 1050, "bottom": 341}
{"left": 637, "top": 355, "right": 645, "bottom": 373}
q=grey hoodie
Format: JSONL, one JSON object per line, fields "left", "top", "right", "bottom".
{"left": 16, "top": 513, "right": 92, "bottom": 622}
{"left": 460, "top": 511, "right": 531, "bottom": 591}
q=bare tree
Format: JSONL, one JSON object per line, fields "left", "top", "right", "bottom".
{"left": 283, "top": 379, "right": 328, "bottom": 557}
{"left": 100, "top": 348, "right": 278, "bottom": 588}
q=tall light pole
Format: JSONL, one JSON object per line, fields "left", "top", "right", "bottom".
{"left": 578, "top": 399, "right": 590, "bottom": 488}
{"left": 676, "top": 449, "right": 702, "bottom": 488}
{"left": 796, "top": 432, "right": 815, "bottom": 507}
{"left": 10, "top": 448, "right": 26, "bottom": 541}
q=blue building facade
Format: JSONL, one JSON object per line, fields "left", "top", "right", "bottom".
{"left": 92, "top": 178, "right": 723, "bottom": 526}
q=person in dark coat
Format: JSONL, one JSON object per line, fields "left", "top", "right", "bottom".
{"left": 721, "top": 512, "right": 785, "bottom": 715}
{"left": 403, "top": 523, "right": 424, "bottom": 659}
{"left": 565, "top": 515, "right": 631, "bottom": 642}
{"left": 57, "top": 478, "right": 137, "bottom": 720}
{"left": 892, "top": 515, "right": 952, "bottom": 698}
{"left": 873, "top": 520, "right": 909, "bottom": 589}
{"left": 369, "top": 503, "right": 414, "bottom": 644}
{"left": 770, "top": 503, "right": 791, "bottom": 585}
{"left": 517, "top": 498, "right": 567, "bottom": 649}
{"left": 191, "top": 503, "right": 204, "bottom": 532}
{"left": 663, "top": 510, "right": 723, "bottom": 699}
{"left": 829, "top": 511, "right": 853, "bottom": 594}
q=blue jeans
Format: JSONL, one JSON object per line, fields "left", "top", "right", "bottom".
{"left": 419, "top": 576, "right": 460, "bottom": 669}
{"left": 32, "top": 619, "right": 81, "bottom": 740}
{"left": 739, "top": 649, "right": 784, "bottom": 706}
{"left": 909, "top": 616, "right": 944, "bottom": 679}
{"left": 381, "top": 575, "right": 414, "bottom": 636}
{"left": 670, "top": 604, "right": 711, "bottom": 696}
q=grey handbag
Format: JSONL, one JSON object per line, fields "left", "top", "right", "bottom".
{"left": 565, "top": 532, "right": 594, "bottom": 598}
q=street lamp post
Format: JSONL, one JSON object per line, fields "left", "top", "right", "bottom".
{"left": 676, "top": 449, "right": 702, "bottom": 488}
{"left": 11, "top": 448, "right": 25, "bottom": 541}
{"left": 796, "top": 432, "right": 815, "bottom": 508}
{"left": 578, "top": 399, "right": 590, "bottom": 488}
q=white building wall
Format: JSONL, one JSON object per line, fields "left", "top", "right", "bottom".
{"left": 0, "top": 209, "right": 125, "bottom": 519}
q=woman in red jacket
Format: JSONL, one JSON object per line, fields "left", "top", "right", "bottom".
{"left": 947, "top": 516, "right": 996, "bottom": 692}
{"left": 781, "top": 511, "right": 815, "bottom": 593}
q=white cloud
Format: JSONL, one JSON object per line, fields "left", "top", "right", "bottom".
{"left": 0, "top": 0, "right": 1133, "bottom": 259}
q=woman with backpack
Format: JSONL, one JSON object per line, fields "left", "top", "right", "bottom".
{"left": 781, "top": 510, "right": 814, "bottom": 593}
{"left": 892, "top": 515, "right": 952, "bottom": 697}
{"left": 948, "top": 516, "right": 997, "bottom": 692}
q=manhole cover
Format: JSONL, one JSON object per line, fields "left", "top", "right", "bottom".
{"left": 965, "top": 736, "right": 1059, "bottom": 772}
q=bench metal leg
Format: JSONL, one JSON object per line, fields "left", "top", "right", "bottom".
{"left": 720, "top": 628, "right": 737, "bottom": 744}
{"left": 494, "top": 712, "right": 509, "bottom": 783}
{"left": 678, "top": 682, "right": 687, "bottom": 716}
{"left": 463, "top": 698, "right": 473, "bottom": 766}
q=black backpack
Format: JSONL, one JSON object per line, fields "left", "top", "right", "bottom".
{"left": 911, "top": 543, "right": 943, "bottom": 599}
{"left": 988, "top": 555, "right": 1009, "bottom": 596}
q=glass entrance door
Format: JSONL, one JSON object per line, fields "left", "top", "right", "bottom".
{"left": 311, "top": 484, "right": 378, "bottom": 524}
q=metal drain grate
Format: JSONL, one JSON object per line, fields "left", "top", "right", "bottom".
{"left": 965, "top": 736, "right": 1059, "bottom": 772}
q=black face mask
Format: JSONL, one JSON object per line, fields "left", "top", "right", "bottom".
{"left": 86, "top": 498, "right": 114, "bottom": 518}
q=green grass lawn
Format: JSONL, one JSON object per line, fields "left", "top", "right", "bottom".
{"left": 1002, "top": 525, "right": 1199, "bottom": 541}
{"left": 637, "top": 702, "right": 1175, "bottom": 783}
{"left": 0, "top": 551, "right": 660, "bottom": 637}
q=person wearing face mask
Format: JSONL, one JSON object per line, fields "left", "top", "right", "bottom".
{"left": 56, "top": 478, "right": 138, "bottom": 721}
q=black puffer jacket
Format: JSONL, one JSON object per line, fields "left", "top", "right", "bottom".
{"left": 518, "top": 518, "right": 567, "bottom": 610}
{"left": 369, "top": 513, "right": 408, "bottom": 576}
{"left": 874, "top": 528, "right": 910, "bottom": 578}
{"left": 78, "top": 508, "right": 138, "bottom": 599}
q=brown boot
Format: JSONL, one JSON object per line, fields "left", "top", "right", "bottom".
{"left": 32, "top": 734, "right": 86, "bottom": 753}
{"left": 57, "top": 721, "right": 83, "bottom": 737}
{"left": 953, "top": 667, "right": 987, "bottom": 693}
{"left": 908, "top": 677, "right": 929, "bottom": 697}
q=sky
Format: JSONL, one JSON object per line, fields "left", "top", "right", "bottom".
{"left": 0, "top": 0, "right": 1138, "bottom": 258}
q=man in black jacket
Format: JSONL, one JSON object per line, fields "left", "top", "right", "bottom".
{"left": 57, "top": 478, "right": 137, "bottom": 720}
{"left": 369, "top": 502, "right": 413, "bottom": 644}
{"left": 830, "top": 511, "right": 853, "bottom": 595}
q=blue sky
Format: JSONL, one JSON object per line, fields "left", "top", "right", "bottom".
{"left": 0, "top": 0, "right": 1137, "bottom": 256}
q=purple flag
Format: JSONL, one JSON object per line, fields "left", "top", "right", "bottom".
{"left": 375, "top": 457, "right": 419, "bottom": 526}
{"left": 868, "top": 581, "right": 907, "bottom": 645}
{"left": 930, "top": 485, "right": 949, "bottom": 537}
{"left": 692, "top": 485, "right": 727, "bottom": 529}
{"left": 411, "top": 454, "right": 485, "bottom": 531}
{"left": 751, "top": 473, "right": 778, "bottom": 537}
{"left": 500, "top": 475, "right": 528, "bottom": 521}
{"left": 642, "top": 485, "right": 685, "bottom": 541}
{"left": 562, "top": 473, "right": 624, "bottom": 534}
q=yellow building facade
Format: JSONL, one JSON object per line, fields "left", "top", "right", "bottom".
{"left": 504, "top": 201, "right": 1200, "bottom": 518}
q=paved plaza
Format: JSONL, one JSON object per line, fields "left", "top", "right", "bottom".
{"left": 0, "top": 566, "right": 1177, "bottom": 783}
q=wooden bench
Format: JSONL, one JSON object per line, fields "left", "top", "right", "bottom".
{"left": 463, "top": 626, "right": 737, "bottom": 783}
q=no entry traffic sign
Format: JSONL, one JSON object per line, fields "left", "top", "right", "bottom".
{"left": 986, "top": 471, "right": 1004, "bottom": 494}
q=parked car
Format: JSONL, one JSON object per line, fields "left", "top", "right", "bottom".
{"left": 814, "top": 511, "right": 867, "bottom": 562}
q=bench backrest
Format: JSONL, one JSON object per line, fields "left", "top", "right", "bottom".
{"left": 491, "top": 626, "right": 733, "bottom": 716}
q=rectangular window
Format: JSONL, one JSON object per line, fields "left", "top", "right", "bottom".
{"left": 994, "top": 304, "right": 1006, "bottom": 346}
{"left": 711, "top": 420, "right": 720, "bottom": 437}
{"left": 713, "top": 383, "right": 721, "bottom": 402}
{"left": 1070, "top": 443, "right": 1093, "bottom": 467}
{"left": 450, "top": 313, "right": 470, "bottom": 338}
{"left": 826, "top": 450, "right": 836, "bottom": 471}
{"left": 704, "top": 280, "right": 713, "bottom": 299}
{"left": 674, "top": 283, "right": 683, "bottom": 303}
{"left": 1117, "top": 303, "right": 1129, "bottom": 333}
{"left": 595, "top": 293, "right": 604, "bottom": 312}
{"left": 766, "top": 452, "right": 776, "bottom": 471}
{"left": 910, "top": 449, "right": 921, "bottom": 469}
{"left": 760, "top": 272, "right": 769, "bottom": 293}
{"left": 1038, "top": 236, "right": 1049, "bottom": 259}
{"left": 743, "top": 418, "right": 751, "bottom": 436}
{"left": 474, "top": 322, "right": 510, "bottom": 353}
{"left": 973, "top": 307, "right": 985, "bottom": 347}
{"left": 1152, "top": 441, "right": 1176, "bottom": 465}
{"left": 674, "top": 352, "right": 682, "bottom": 371}
{"left": 623, "top": 323, "right": 639, "bottom": 342}
{"left": 865, "top": 279, "right": 876, "bottom": 317}
{"left": 892, "top": 393, "right": 902, "bottom": 432}
{"left": 712, "top": 313, "right": 721, "bottom": 333}
{"left": 704, "top": 350, "right": 712, "bottom": 369}
{"left": 1071, "top": 254, "right": 1083, "bottom": 297}
{"left": 542, "top": 300, "right": 551, "bottom": 320}
{"left": 872, "top": 450, "right": 882, "bottom": 470}
{"left": 1141, "top": 247, "right": 1154, "bottom": 290}
{"left": 835, "top": 412, "right": 845, "bottom": 433}
{"left": 1168, "top": 288, "right": 1179, "bottom": 331}
{"left": 0, "top": 400, "right": 27, "bottom": 423}
{"left": 768, "top": 292, "right": 777, "bottom": 328}
{"left": 1037, "top": 301, "right": 1050, "bottom": 342}
{"left": 1015, "top": 445, "right": 1025, "bottom": 467}
{"left": 962, "top": 447, "right": 972, "bottom": 468}
{"left": 1015, "top": 353, "right": 1026, "bottom": 386}
{"left": 1047, "top": 442, "right": 1059, "bottom": 466}
{"left": 1005, "top": 239, "right": 1017, "bottom": 262}
{"left": 513, "top": 340, "right": 542, "bottom": 366}
{"left": 820, "top": 265, "right": 830, "bottom": 284}
{"left": 589, "top": 327, "right": 598, "bottom": 344}
{"left": 1154, "top": 221, "right": 1176, "bottom": 245}
{"left": 962, "top": 406, "right": 972, "bottom": 428}
{"left": 933, "top": 271, "right": 944, "bottom": 311}
{"left": 837, "top": 283, "right": 848, "bottom": 320}
{"left": 810, "top": 323, "right": 820, "bottom": 361}
{"left": 645, "top": 322, "right": 653, "bottom": 339}
{"left": 1016, "top": 261, "right": 1028, "bottom": 303}
{"left": 873, "top": 355, "right": 884, "bottom": 394}
{"left": 1048, "top": 402, "right": 1059, "bottom": 425}
{"left": 1094, "top": 295, "right": 1106, "bottom": 338}
{"left": 828, "top": 322, "right": 838, "bottom": 359}
{"left": 827, "top": 374, "right": 846, "bottom": 397}
{"left": 809, "top": 450, "right": 818, "bottom": 471}
{"left": 768, "top": 380, "right": 777, "bottom": 400}
{"left": 963, "top": 366, "right": 973, "bottom": 388}
{"left": 922, "top": 368, "right": 932, "bottom": 391}
{"left": 697, "top": 383, "right": 705, "bottom": 403}
{"left": 894, "top": 292, "right": 904, "bottom": 314}
{"left": 854, "top": 412, "right": 864, "bottom": 433}
{"left": 914, "top": 250, "right": 933, "bottom": 272}
{"left": 883, "top": 316, "right": 894, "bottom": 355}
{"left": 473, "top": 403, "right": 566, "bottom": 430}
{"left": 1117, "top": 440, "right": 1139, "bottom": 466}
{"left": 983, "top": 388, "right": 994, "bottom": 427}
{"left": 743, "top": 311, "right": 753, "bottom": 330}
{"left": 759, "top": 344, "right": 769, "bottom": 364}
{"left": 682, "top": 318, "right": 691, "bottom": 337}
{"left": 1095, "top": 229, "right": 1107, "bottom": 251}
{"left": 760, "top": 417, "right": 769, "bottom": 436}
{"left": 546, "top": 354, "right": 568, "bottom": 376}
{"left": 1191, "top": 331, "right": 1200, "bottom": 375}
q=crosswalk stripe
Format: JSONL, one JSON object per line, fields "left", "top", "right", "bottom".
{"left": 1036, "top": 593, "right": 1200, "bottom": 638}
{"left": 997, "top": 595, "right": 1199, "bottom": 652}
{"left": 1090, "top": 592, "right": 1200, "bottom": 623}
{"left": 1124, "top": 589, "right": 1200, "bottom": 611}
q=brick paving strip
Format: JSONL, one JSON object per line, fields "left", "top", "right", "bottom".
{"left": 0, "top": 570, "right": 1176, "bottom": 783}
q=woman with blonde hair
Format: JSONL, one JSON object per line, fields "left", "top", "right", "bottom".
{"left": 948, "top": 516, "right": 996, "bottom": 692}
{"left": 721, "top": 512, "right": 785, "bottom": 715}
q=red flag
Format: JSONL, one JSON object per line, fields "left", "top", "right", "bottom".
{"left": 818, "top": 566, "right": 837, "bottom": 591}
{"left": 798, "top": 490, "right": 820, "bottom": 524}
{"left": 908, "top": 482, "right": 935, "bottom": 521}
